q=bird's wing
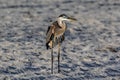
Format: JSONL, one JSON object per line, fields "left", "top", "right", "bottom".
{"left": 46, "top": 24, "right": 55, "bottom": 43}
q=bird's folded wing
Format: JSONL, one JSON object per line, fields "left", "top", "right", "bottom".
{"left": 46, "top": 25, "right": 55, "bottom": 43}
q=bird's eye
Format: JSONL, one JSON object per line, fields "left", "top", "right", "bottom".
{"left": 63, "top": 16, "right": 66, "bottom": 18}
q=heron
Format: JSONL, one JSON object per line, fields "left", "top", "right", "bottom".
{"left": 46, "top": 14, "right": 77, "bottom": 73}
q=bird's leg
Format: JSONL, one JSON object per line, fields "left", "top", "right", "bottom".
{"left": 51, "top": 47, "right": 53, "bottom": 74}
{"left": 58, "top": 40, "right": 61, "bottom": 73}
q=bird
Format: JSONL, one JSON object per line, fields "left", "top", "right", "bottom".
{"left": 46, "top": 14, "right": 77, "bottom": 73}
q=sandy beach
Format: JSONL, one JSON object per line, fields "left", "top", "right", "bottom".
{"left": 0, "top": 0, "right": 120, "bottom": 79}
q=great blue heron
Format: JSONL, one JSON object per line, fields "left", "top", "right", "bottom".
{"left": 46, "top": 14, "right": 77, "bottom": 73}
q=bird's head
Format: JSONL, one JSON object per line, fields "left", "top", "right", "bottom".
{"left": 58, "top": 14, "right": 77, "bottom": 22}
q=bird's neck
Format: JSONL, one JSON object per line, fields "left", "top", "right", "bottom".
{"left": 57, "top": 19, "right": 66, "bottom": 28}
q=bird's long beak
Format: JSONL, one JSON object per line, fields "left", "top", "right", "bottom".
{"left": 68, "top": 17, "right": 77, "bottom": 22}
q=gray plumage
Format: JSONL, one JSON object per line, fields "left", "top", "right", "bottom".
{"left": 46, "top": 14, "right": 77, "bottom": 73}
